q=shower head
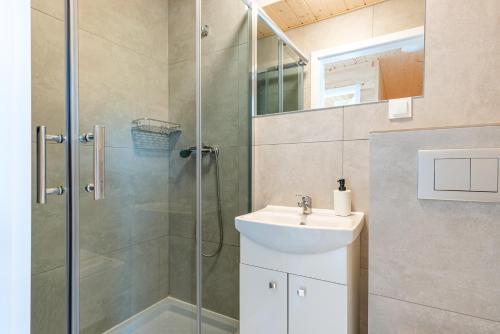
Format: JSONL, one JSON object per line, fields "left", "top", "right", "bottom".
{"left": 179, "top": 149, "right": 193, "bottom": 158}
{"left": 179, "top": 145, "right": 218, "bottom": 158}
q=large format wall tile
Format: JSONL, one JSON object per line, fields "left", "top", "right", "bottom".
{"left": 424, "top": 0, "right": 500, "bottom": 126}
{"left": 31, "top": 267, "right": 66, "bottom": 334}
{"left": 168, "top": 0, "right": 195, "bottom": 65}
{"left": 254, "top": 141, "right": 343, "bottom": 209}
{"left": 169, "top": 146, "right": 242, "bottom": 247}
{"left": 202, "top": 46, "right": 240, "bottom": 147}
{"left": 169, "top": 236, "right": 197, "bottom": 304}
{"left": 31, "top": 143, "right": 66, "bottom": 275}
{"left": 31, "top": 0, "right": 64, "bottom": 20}
{"left": 359, "top": 269, "right": 369, "bottom": 334}
{"left": 80, "top": 248, "right": 131, "bottom": 334}
{"left": 201, "top": 0, "right": 249, "bottom": 55}
{"left": 169, "top": 236, "right": 240, "bottom": 319}
{"left": 369, "top": 294, "right": 500, "bottom": 334}
{"left": 79, "top": 237, "right": 169, "bottom": 334}
{"left": 80, "top": 147, "right": 169, "bottom": 257}
{"left": 168, "top": 59, "right": 196, "bottom": 149}
{"left": 79, "top": 29, "right": 168, "bottom": 149}
{"left": 343, "top": 140, "right": 370, "bottom": 270}
{"left": 370, "top": 126, "right": 500, "bottom": 322}
{"left": 31, "top": 9, "right": 65, "bottom": 139}
{"left": 79, "top": 0, "right": 168, "bottom": 63}
{"left": 202, "top": 243, "right": 240, "bottom": 319}
{"left": 372, "top": 0, "right": 425, "bottom": 36}
{"left": 253, "top": 107, "right": 343, "bottom": 145}
{"left": 343, "top": 97, "right": 426, "bottom": 140}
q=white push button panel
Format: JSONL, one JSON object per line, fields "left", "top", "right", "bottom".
{"left": 418, "top": 149, "right": 500, "bottom": 202}
{"left": 434, "top": 158, "right": 470, "bottom": 191}
{"left": 471, "top": 158, "right": 498, "bottom": 192}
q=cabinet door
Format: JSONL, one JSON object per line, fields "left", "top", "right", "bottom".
{"left": 289, "top": 275, "right": 348, "bottom": 334}
{"left": 240, "top": 264, "right": 287, "bottom": 334}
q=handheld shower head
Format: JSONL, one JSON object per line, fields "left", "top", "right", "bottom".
{"left": 179, "top": 149, "right": 192, "bottom": 158}
{"left": 179, "top": 145, "right": 217, "bottom": 158}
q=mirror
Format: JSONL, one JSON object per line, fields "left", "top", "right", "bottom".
{"left": 254, "top": 0, "right": 426, "bottom": 115}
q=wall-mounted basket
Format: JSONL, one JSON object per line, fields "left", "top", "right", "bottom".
{"left": 131, "top": 118, "right": 181, "bottom": 150}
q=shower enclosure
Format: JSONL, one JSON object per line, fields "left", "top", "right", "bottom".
{"left": 31, "top": 0, "right": 251, "bottom": 333}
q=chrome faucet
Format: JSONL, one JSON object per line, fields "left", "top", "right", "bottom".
{"left": 296, "top": 194, "right": 312, "bottom": 215}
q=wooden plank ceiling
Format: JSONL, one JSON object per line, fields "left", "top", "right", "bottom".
{"left": 259, "top": 0, "right": 387, "bottom": 38}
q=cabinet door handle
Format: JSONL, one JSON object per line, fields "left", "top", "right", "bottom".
{"left": 269, "top": 281, "right": 277, "bottom": 289}
{"left": 297, "top": 287, "right": 306, "bottom": 297}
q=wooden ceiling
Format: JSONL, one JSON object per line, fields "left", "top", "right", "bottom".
{"left": 259, "top": 0, "right": 387, "bottom": 38}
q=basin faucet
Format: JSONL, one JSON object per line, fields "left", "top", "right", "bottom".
{"left": 296, "top": 194, "right": 312, "bottom": 215}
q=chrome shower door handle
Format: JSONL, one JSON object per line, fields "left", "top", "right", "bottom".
{"left": 83, "top": 125, "right": 105, "bottom": 200}
{"left": 36, "top": 126, "right": 65, "bottom": 204}
{"left": 93, "top": 125, "right": 105, "bottom": 200}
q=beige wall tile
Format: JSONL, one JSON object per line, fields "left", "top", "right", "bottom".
{"left": 373, "top": 0, "right": 425, "bottom": 36}
{"left": 343, "top": 140, "right": 370, "bottom": 270}
{"left": 201, "top": 0, "right": 249, "bottom": 55}
{"left": 253, "top": 141, "right": 343, "bottom": 209}
{"left": 343, "top": 97, "right": 428, "bottom": 140}
{"left": 253, "top": 108, "right": 343, "bottom": 145}
{"left": 369, "top": 294, "right": 500, "bottom": 334}
{"left": 370, "top": 126, "right": 500, "bottom": 321}
{"left": 359, "top": 269, "right": 369, "bottom": 334}
{"left": 423, "top": 0, "right": 500, "bottom": 127}
{"left": 168, "top": 59, "right": 196, "bottom": 149}
{"left": 31, "top": 9, "right": 65, "bottom": 138}
{"left": 168, "top": 0, "right": 195, "bottom": 65}
{"left": 79, "top": 0, "right": 169, "bottom": 63}
{"left": 78, "top": 29, "right": 169, "bottom": 148}
{"left": 31, "top": 267, "right": 66, "bottom": 334}
{"left": 169, "top": 236, "right": 240, "bottom": 318}
{"left": 202, "top": 46, "right": 240, "bottom": 147}
{"left": 31, "top": 0, "right": 64, "bottom": 20}
{"left": 31, "top": 143, "right": 66, "bottom": 275}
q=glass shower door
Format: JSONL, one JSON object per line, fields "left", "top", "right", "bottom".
{"left": 200, "top": 0, "right": 251, "bottom": 333}
{"left": 31, "top": 0, "right": 250, "bottom": 333}
{"left": 31, "top": 1, "right": 68, "bottom": 332}
{"left": 76, "top": 0, "right": 195, "bottom": 333}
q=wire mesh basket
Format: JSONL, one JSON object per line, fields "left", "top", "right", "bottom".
{"left": 131, "top": 118, "right": 181, "bottom": 150}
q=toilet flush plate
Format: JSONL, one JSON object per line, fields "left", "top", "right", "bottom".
{"left": 418, "top": 148, "right": 500, "bottom": 202}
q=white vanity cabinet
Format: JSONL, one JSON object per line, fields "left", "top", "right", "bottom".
{"left": 236, "top": 206, "right": 364, "bottom": 334}
{"left": 239, "top": 236, "right": 360, "bottom": 334}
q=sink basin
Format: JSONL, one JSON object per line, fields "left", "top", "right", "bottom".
{"left": 235, "top": 205, "right": 364, "bottom": 254}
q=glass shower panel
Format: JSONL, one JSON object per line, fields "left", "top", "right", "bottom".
{"left": 282, "top": 44, "right": 304, "bottom": 113}
{"left": 200, "top": 0, "right": 251, "bottom": 333}
{"left": 256, "top": 16, "right": 280, "bottom": 115}
{"left": 77, "top": 0, "right": 196, "bottom": 333}
{"left": 31, "top": 1, "right": 68, "bottom": 333}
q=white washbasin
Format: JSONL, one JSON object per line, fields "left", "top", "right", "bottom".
{"left": 235, "top": 205, "right": 364, "bottom": 254}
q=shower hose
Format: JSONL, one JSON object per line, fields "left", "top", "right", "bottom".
{"left": 179, "top": 145, "right": 224, "bottom": 257}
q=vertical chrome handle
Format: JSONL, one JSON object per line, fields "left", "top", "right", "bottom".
{"left": 36, "top": 126, "right": 65, "bottom": 204}
{"left": 36, "top": 126, "right": 47, "bottom": 204}
{"left": 93, "top": 125, "right": 105, "bottom": 200}
{"left": 269, "top": 281, "right": 277, "bottom": 289}
{"left": 83, "top": 125, "right": 105, "bottom": 200}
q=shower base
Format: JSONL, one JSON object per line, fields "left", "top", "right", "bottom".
{"left": 104, "top": 297, "right": 239, "bottom": 334}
